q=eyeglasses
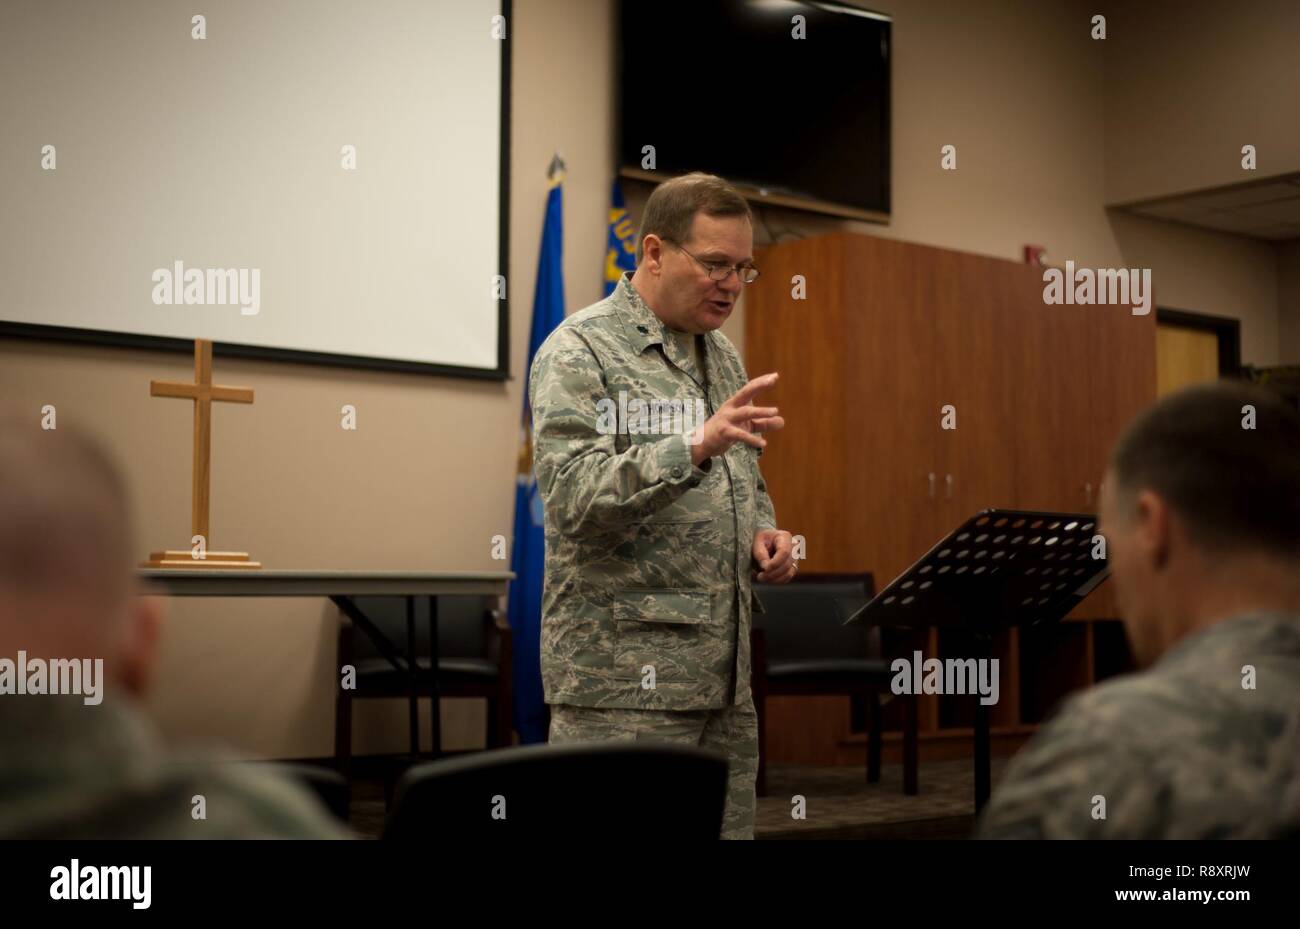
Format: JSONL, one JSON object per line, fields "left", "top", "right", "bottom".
{"left": 666, "top": 241, "right": 761, "bottom": 284}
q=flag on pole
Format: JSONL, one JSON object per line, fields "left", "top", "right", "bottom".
{"left": 507, "top": 161, "right": 566, "bottom": 744}
{"left": 604, "top": 179, "right": 637, "bottom": 296}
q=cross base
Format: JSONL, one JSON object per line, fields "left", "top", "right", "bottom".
{"left": 139, "top": 550, "right": 262, "bottom": 570}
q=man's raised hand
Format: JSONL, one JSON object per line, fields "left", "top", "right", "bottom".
{"left": 689, "top": 372, "right": 784, "bottom": 468}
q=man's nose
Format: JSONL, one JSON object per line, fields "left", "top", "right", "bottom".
{"left": 717, "top": 272, "right": 743, "bottom": 295}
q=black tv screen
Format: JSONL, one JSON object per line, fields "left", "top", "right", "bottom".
{"left": 619, "top": 0, "right": 891, "bottom": 218}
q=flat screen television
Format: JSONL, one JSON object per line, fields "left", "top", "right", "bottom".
{"left": 618, "top": 0, "right": 891, "bottom": 221}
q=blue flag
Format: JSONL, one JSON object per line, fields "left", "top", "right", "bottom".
{"left": 508, "top": 174, "right": 565, "bottom": 744}
{"left": 604, "top": 179, "right": 637, "bottom": 296}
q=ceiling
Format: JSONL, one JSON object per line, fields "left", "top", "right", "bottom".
{"left": 1122, "top": 175, "right": 1300, "bottom": 242}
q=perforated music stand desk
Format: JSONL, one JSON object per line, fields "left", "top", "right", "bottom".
{"left": 846, "top": 509, "right": 1110, "bottom": 813}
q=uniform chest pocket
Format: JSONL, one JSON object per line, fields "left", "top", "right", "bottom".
{"left": 612, "top": 588, "right": 712, "bottom": 682}
{"left": 631, "top": 514, "right": 722, "bottom": 581}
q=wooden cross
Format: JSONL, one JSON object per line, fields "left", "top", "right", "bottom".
{"left": 142, "top": 339, "right": 260, "bottom": 569}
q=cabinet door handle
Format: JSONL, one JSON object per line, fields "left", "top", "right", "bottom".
{"left": 1085, "top": 482, "right": 1093, "bottom": 506}
{"left": 928, "top": 473, "right": 936, "bottom": 499}
{"left": 945, "top": 473, "right": 954, "bottom": 499}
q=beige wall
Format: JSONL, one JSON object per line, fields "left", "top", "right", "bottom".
{"left": 1108, "top": 213, "right": 1282, "bottom": 366}
{"left": 1103, "top": 0, "right": 1300, "bottom": 205}
{"left": 2, "top": 0, "right": 1293, "bottom": 759}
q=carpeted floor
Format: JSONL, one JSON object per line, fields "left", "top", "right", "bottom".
{"left": 756, "top": 758, "right": 1010, "bottom": 839}
{"left": 344, "top": 756, "right": 1010, "bottom": 839}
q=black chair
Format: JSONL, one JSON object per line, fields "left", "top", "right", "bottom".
{"left": 383, "top": 741, "right": 728, "bottom": 840}
{"left": 255, "top": 762, "right": 352, "bottom": 824}
{"left": 334, "top": 594, "right": 512, "bottom": 769}
{"left": 751, "top": 571, "right": 919, "bottom": 796}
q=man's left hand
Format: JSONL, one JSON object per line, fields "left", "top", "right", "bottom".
{"left": 752, "top": 529, "right": 797, "bottom": 584}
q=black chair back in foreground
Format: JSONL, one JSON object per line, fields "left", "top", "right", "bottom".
{"left": 383, "top": 741, "right": 728, "bottom": 840}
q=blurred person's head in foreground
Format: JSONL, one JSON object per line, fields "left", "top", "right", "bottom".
{"left": 0, "top": 410, "right": 163, "bottom": 700}
{"left": 0, "top": 410, "right": 347, "bottom": 839}
{"left": 1099, "top": 381, "right": 1300, "bottom": 666}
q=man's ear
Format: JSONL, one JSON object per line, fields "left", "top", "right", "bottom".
{"left": 117, "top": 595, "right": 166, "bottom": 699}
{"left": 1133, "top": 489, "right": 1171, "bottom": 570}
{"left": 641, "top": 235, "right": 664, "bottom": 271}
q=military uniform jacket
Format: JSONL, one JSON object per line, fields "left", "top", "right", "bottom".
{"left": 529, "top": 272, "right": 777, "bottom": 711}
{"left": 0, "top": 696, "right": 349, "bottom": 839}
{"left": 977, "top": 612, "right": 1300, "bottom": 838}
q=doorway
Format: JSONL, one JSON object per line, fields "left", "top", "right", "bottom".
{"left": 1155, "top": 308, "right": 1241, "bottom": 395}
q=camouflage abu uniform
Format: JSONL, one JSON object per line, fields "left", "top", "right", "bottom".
{"left": 529, "top": 271, "right": 777, "bottom": 839}
{"left": 978, "top": 612, "right": 1300, "bottom": 838}
{"left": 0, "top": 696, "right": 349, "bottom": 839}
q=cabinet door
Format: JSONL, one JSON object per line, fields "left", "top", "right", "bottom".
{"left": 745, "top": 235, "right": 850, "bottom": 571}
{"left": 1077, "top": 297, "right": 1157, "bottom": 618}
{"left": 933, "top": 250, "right": 1021, "bottom": 532}
{"left": 840, "top": 234, "right": 940, "bottom": 584}
{"left": 747, "top": 232, "right": 939, "bottom": 583}
{"left": 1088, "top": 301, "right": 1158, "bottom": 502}
{"left": 1006, "top": 260, "right": 1094, "bottom": 515}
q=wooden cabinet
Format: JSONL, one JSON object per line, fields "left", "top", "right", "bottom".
{"left": 744, "top": 231, "right": 1156, "bottom": 765}
{"left": 933, "top": 251, "right": 1021, "bottom": 533}
{"left": 1006, "top": 259, "right": 1094, "bottom": 515}
{"left": 1074, "top": 300, "right": 1158, "bottom": 619}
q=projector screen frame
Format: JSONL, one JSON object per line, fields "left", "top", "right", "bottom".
{"left": 0, "top": 0, "right": 513, "bottom": 383}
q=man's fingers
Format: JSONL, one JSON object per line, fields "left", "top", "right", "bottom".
{"left": 726, "top": 404, "right": 779, "bottom": 422}
{"left": 764, "top": 546, "right": 792, "bottom": 573}
{"left": 759, "top": 533, "right": 793, "bottom": 578}
{"left": 749, "top": 416, "right": 785, "bottom": 434}
{"left": 727, "top": 372, "right": 779, "bottom": 408}
{"left": 727, "top": 426, "right": 766, "bottom": 449}
{"left": 757, "top": 561, "right": 797, "bottom": 583}
{"left": 705, "top": 377, "right": 781, "bottom": 459}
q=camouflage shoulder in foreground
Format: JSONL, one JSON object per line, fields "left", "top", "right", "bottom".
{"left": 0, "top": 696, "right": 350, "bottom": 839}
{"left": 977, "top": 613, "right": 1300, "bottom": 839}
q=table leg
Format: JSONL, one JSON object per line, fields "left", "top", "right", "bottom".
{"left": 428, "top": 594, "right": 442, "bottom": 760}
{"left": 406, "top": 596, "right": 418, "bottom": 757}
{"left": 331, "top": 596, "right": 408, "bottom": 676}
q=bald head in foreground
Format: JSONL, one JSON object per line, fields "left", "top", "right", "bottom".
{"left": 0, "top": 413, "right": 348, "bottom": 838}
{"left": 978, "top": 382, "right": 1300, "bottom": 838}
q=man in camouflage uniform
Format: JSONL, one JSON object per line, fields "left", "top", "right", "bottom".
{"left": 529, "top": 174, "right": 796, "bottom": 840}
{"left": 979, "top": 382, "right": 1300, "bottom": 838}
{"left": 0, "top": 413, "right": 348, "bottom": 839}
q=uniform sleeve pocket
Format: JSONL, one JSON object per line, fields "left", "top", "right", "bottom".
{"left": 614, "top": 588, "right": 710, "bottom": 625}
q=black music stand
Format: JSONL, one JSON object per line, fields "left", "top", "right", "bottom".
{"left": 846, "top": 509, "right": 1110, "bottom": 813}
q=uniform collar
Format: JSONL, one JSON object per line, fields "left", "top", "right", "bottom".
{"left": 1157, "top": 610, "right": 1300, "bottom": 669}
{"left": 613, "top": 271, "right": 714, "bottom": 384}
{"left": 613, "top": 271, "right": 668, "bottom": 355}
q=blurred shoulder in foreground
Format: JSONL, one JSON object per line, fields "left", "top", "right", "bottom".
{"left": 0, "top": 410, "right": 349, "bottom": 839}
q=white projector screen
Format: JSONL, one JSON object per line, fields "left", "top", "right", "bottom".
{"left": 0, "top": 0, "right": 509, "bottom": 378}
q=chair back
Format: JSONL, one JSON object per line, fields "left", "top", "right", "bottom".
{"left": 752, "top": 572, "right": 877, "bottom": 663}
{"left": 383, "top": 741, "right": 728, "bottom": 840}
